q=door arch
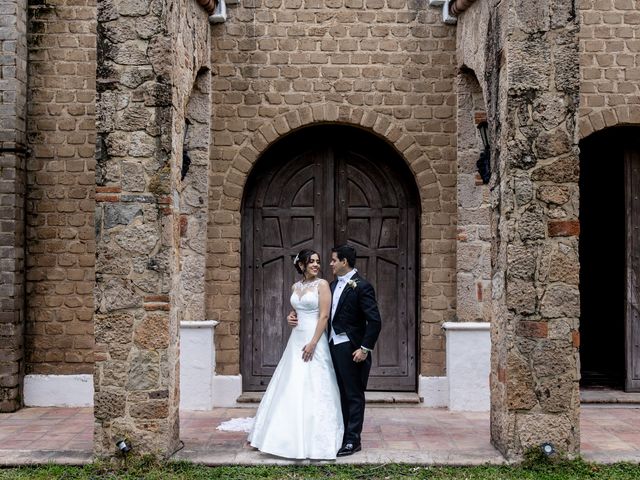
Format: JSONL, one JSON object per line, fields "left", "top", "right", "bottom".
{"left": 241, "top": 125, "right": 420, "bottom": 391}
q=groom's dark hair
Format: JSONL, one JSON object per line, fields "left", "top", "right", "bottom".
{"left": 332, "top": 244, "right": 356, "bottom": 268}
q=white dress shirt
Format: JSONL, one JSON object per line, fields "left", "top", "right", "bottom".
{"left": 330, "top": 269, "right": 357, "bottom": 345}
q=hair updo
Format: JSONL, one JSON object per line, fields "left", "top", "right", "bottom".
{"left": 293, "top": 249, "right": 319, "bottom": 275}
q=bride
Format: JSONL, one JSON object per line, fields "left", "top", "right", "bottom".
{"left": 248, "top": 249, "right": 344, "bottom": 459}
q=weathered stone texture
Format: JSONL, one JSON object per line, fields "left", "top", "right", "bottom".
{"left": 24, "top": 0, "right": 96, "bottom": 376}
{"left": 94, "top": 0, "right": 210, "bottom": 457}
{"left": 456, "top": 71, "right": 491, "bottom": 323}
{"left": 458, "top": 0, "right": 580, "bottom": 459}
{"left": 178, "top": 71, "right": 211, "bottom": 323}
{"left": 207, "top": 0, "right": 458, "bottom": 377}
{"left": 0, "top": 0, "right": 28, "bottom": 412}
{"left": 578, "top": 0, "right": 640, "bottom": 138}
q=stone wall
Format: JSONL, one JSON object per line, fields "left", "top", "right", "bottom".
{"left": 207, "top": 0, "right": 458, "bottom": 378}
{"left": 455, "top": 71, "right": 491, "bottom": 322}
{"left": 458, "top": 0, "right": 581, "bottom": 458}
{"left": 94, "top": 0, "right": 211, "bottom": 457}
{"left": 0, "top": 0, "right": 28, "bottom": 412}
{"left": 177, "top": 70, "right": 211, "bottom": 323}
{"left": 24, "top": 0, "right": 96, "bottom": 375}
{"left": 578, "top": 0, "right": 640, "bottom": 138}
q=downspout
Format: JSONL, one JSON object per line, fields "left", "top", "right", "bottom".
{"left": 450, "top": 0, "right": 477, "bottom": 16}
{"left": 197, "top": 0, "right": 227, "bottom": 24}
{"left": 209, "top": 0, "right": 227, "bottom": 24}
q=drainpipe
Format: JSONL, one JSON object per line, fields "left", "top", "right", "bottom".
{"left": 209, "top": 0, "right": 227, "bottom": 23}
{"left": 197, "top": 0, "right": 227, "bottom": 24}
{"left": 450, "top": 0, "right": 477, "bottom": 16}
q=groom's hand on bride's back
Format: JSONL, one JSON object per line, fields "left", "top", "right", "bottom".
{"left": 287, "top": 310, "right": 298, "bottom": 327}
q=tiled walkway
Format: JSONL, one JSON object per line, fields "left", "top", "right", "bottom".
{"left": 1, "top": 405, "right": 639, "bottom": 465}
{"left": 580, "top": 405, "right": 640, "bottom": 463}
{"left": 0, "top": 407, "right": 93, "bottom": 465}
{"left": 177, "top": 406, "right": 502, "bottom": 465}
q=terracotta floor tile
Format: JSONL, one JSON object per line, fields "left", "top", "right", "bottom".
{"left": 2, "top": 440, "right": 37, "bottom": 449}
{"left": 384, "top": 440, "right": 421, "bottom": 450}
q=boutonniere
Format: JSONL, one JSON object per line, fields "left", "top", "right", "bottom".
{"left": 346, "top": 279, "right": 358, "bottom": 290}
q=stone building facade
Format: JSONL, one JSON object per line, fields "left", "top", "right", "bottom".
{"left": 1, "top": 0, "right": 639, "bottom": 461}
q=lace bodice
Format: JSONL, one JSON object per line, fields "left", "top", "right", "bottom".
{"left": 290, "top": 279, "right": 321, "bottom": 328}
{"left": 291, "top": 279, "right": 321, "bottom": 305}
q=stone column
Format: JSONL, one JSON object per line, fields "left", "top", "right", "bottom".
{"left": 0, "top": 0, "right": 28, "bottom": 413}
{"left": 489, "top": 1, "right": 581, "bottom": 458}
{"left": 94, "top": 0, "right": 211, "bottom": 457}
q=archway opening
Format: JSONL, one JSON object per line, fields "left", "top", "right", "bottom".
{"left": 579, "top": 126, "right": 640, "bottom": 391}
{"left": 241, "top": 124, "right": 421, "bottom": 392}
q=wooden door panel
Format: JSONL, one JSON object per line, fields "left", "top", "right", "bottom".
{"left": 292, "top": 178, "right": 315, "bottom": 206}
{"left": 379, "top": 218, "right": 399, "bottom": 248}
{"left": 258, "top": 257, "right": 286, "bottom": 370}
{"left": 347, "top": 180, "right": 369, "bottom": 207}
{"left": 261, "top": 217, "right": 283, "bottom": 247}
{"left": 290, "top": 217, "right": 315, "bottom": 247}
{"left": 347, "top": 218, "right": 370, "bottom": 247}
{"left": 375, "top": 257, "right": 401, "bottom": 368}
{"left": 626, "top": 148, "right": 640, "bottom": 391}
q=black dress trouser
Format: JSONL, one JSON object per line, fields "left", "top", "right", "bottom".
{"left": 329, "top": 340, "right": 371, "bottom": 444}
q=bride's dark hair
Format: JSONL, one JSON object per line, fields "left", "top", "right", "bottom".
{"left": 293, "top": 249, "right": 319, "bottom": 275}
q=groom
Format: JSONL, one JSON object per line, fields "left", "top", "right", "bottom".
{"left": 329, "top": 244, "right": 382, "bottom": 457}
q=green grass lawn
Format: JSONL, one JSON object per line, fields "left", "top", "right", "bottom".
{"left": 1, "top": 460, "right": 640, "bottom": 480}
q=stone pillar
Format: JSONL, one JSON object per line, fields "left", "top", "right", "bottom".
{"left": 94, "top": 0, "right": 211, "bottom": 457}
{"left": 489, "top": 1, "right": 581, "bottom": 458}
{"left": 0, "top": 0, "right": 28, "bottom": 413}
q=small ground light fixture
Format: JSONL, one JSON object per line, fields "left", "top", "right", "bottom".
{"left": 116, "top": 438, "right": 132, "bottom": 454}
{"left": 541, "top": 442, "right": 556, "bottom": 457}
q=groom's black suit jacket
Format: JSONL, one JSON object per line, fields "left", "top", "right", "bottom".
{"left": 329, "top": 273, "right": 382, "bottom": 351}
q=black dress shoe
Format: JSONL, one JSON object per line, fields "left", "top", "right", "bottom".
{"left": 337, "top": 442, "right": 362, "bottom": 457}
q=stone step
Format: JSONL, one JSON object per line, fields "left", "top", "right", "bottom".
{"left": 237, "top": 391, "right": 421, "bottom": 405}
{"left": 581, "top": 389, "right": 640, "bottom": 404}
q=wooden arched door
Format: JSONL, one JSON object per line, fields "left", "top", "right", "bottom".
{"left": 242, "top": 126, "right": 418, "bottom": 391}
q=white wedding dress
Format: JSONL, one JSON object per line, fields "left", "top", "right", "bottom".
{"left": 248, "top": 279, "right": 344, "bottom": 459}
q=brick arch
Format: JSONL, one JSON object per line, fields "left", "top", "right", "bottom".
{"left": 207, "top": 104, "right": 455, "bottom": 378}
{"left": 579, "top": 105, "right": 640, "bottom": 140}
{"left": 221, "top": 104, "right": 441, "bottom": 212}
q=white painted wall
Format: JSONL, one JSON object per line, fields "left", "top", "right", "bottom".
{"left": 418, "top": 376, "right": 449, "bottom": 407}
{"left": 212, "top": 374, "right": 243, "bottom": 407}
{"left": 180, "top": 320, "right": 217, "bottom": 410}
{"left": 443, "top": 321, "right": 491, "bottom": 411}
{"left": 24, "top": 374, "right": 93, "bottom": 407}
